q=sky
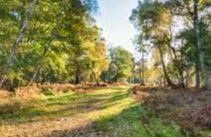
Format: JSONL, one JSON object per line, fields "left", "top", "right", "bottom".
{"left": 95, "top": 0, "right": 140, "bottom": 58}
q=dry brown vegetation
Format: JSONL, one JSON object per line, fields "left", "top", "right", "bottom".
{"left": 0, "top": 83, "right": 109, "bottom": 100}
{"left": 0, "top": 83, "right": 110, "bottom": 117}
{"left": 0, "top": 90, "right": 11, "bottom": 100}
{"left": 132, "top": 85, "right": 211, "bottom": 136}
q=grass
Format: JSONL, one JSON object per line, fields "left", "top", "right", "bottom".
{"left": 0, "top": 86, "right": 184, "bottom": 137}
{"left": 93, "top": 100, "right": 183, "bottom": 137}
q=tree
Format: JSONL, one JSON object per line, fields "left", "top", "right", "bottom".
{"left": 0, "top": 0, "right": 37, "bottom": 88}
{"left": 103, "top": 47, "right": 133, "bottom": 83}
{"left": 0, "top": 0, "right": 111, "bottom": 90}
{"left": 165, "top": 0, "right": 211, "bottom": 88}
{"left": 131, "top": 0, "right": 211, "bottom": 88}
{"left": 130, "top": 1, "right": 176, "bottom": 87}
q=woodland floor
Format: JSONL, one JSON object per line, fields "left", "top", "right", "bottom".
{"left": 0, "top": 85, "right": 209, "bottom": 137}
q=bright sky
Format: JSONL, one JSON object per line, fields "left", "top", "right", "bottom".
{"left": 95, "top": 0, "right": 139, "bottom": 58}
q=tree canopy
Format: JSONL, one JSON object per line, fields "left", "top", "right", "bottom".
{"left": 0, "top": 0, "right": 108, "bottom": 89}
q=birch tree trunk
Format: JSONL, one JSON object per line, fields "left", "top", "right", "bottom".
{"left": 0, "top": 0, "right": 37, "bottom": 88}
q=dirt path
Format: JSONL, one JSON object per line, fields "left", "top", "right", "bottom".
{"left": 0, "top": 86, "right": 135, "bottom": 137}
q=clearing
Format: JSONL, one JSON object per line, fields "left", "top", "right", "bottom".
{"left": 0, "top": 86, "right": 182, "bottom": 137}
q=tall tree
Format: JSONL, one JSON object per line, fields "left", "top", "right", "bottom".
{"left": 130, "top": 1, "right": 175, "bottom": 87}
{"left": 0, "top": 0, "right": 37, "bottom": 88}
{"left": 166, "top": 0, "right": 211, "bottom": 88}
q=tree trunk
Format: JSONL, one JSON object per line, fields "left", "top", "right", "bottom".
{"left": 195, "top": 63, "right": 200, "bottom": 88}
{"left": 92, "top": 71, "right": 100, "bottom": 86}
{"left": 158, "top": 46, "right": 175, "bottom": 87}
{"left": 193, "top": 0, "right": 207, "bottom": 89}
{"left": 185, "top": 68, "right": 190, "bottom": 87}
{"left": 168, "top": 44, "right": 185, "bottom": 87}
{"left": 0, "top": 0, "right": 37, "bottom": 88}
{"left": 75, "top": 62, "right": 81, "bottom": 84}
{"left": 28, "top": 40, "right": 53, "bottom": 85}
{"left": 141, "top": 51, "right": 145, "bottom": 85}
{"left": 168, "top": 24, "right": 185, "bottom": 87}
{"left": 29, "top": 66, "right": 41, "bottom": 85}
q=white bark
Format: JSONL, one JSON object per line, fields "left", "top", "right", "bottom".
{"left": 0, "top": 0, "right": 37, "bottom": 88}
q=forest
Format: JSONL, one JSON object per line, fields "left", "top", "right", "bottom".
{"left": 0, "top": 0, "right": 210, "bottom": 137}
